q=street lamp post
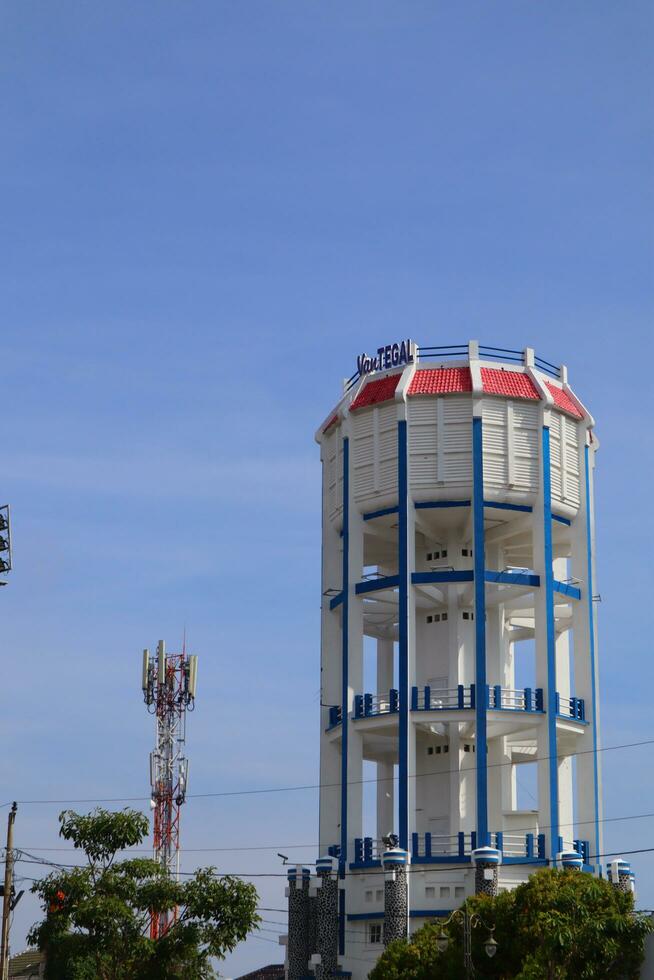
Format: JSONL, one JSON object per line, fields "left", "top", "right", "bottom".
{"left": 435, "top": 908, "right": 497, "bottom": 979}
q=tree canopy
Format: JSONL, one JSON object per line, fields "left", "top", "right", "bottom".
{"left": 28, "top": 808, "right": 260, "bottom": 980}
{"left": 369, "top": 868, "right": 652, "bottom": 980}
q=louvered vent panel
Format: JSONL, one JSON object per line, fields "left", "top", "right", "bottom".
{"left": 408, "top": 399, "right": 438, "bottom": 488}
{"left": 483, "top": 400, "right": 506, "bottom": 424}
{"left": 326, "top": 433, "right": 344, "bottom": 522}
{"left": 378, "top": 405, "right": 398, "bottom": 496}
{"left": 443, "top": 454, "right": 473, "bottom": 482}
{"left": 354, "top": 464, "right": 375, "bottom": 498}
{"left": 411, "top": 455, "right": 438, "bottom": 485}
{"left": 513, "top": 403, "right": 539, "bottom": 427}
{"left": 514, "top": 457, "right": 538, "bottom": 486}
{"left": 512, "top": 402, "right": 539, "bottom": 491}
{"left": 484, "top": 457, "right": 508, "bottom": 484}
{"left": 442, "top": 399, "right": 472, "bottom": 485}
{"left": 408, "top": 400, "right": 438, "bottom": 424}
{"left": 443, "top": 400, "right": 472, "bottom": 423}
{"left": 484, "top": 427, "right": 506, "bottom": 454}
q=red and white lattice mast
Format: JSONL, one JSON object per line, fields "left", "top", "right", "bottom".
{"left": 141, "top": 640, "right": 198, "bottom": 938}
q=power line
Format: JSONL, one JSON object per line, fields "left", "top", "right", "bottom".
{"left": 11, "top": 844, "right": 654, "bottom": 880}
{"left": 12, "top": 806, "right": 654, "bottom": 857}
{"left": 4, "top": 734, "right": 654, "bottom": 807}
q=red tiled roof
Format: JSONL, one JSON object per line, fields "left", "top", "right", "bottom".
{"left": 323, "top": 413, "right": 339, "bottom": 433}
{"left": 407, "top": 367, "right": 472, "bottom": 396}
{"left": 481, "top": 368, "right": 539, "bottom": 400}
{"left": 350, "top": 373, "right": 401, "bottom": 411}
{"left": 545, "top": 381, "right": 583, "bottom": 419}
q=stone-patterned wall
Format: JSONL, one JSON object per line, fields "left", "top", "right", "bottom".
{"left": 383, "top": 866, "right": 408, "bottom": 946}
{"left": 287, "top": 869, "right": 311, "bottom": 979}
{"left": 315, "top": 863, "right": 339, "bottom": 980}
{"left": 474, "top": 861, "right": 498, "bottom": 897}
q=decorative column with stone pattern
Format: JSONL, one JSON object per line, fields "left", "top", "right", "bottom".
{"left": 608, "top": 858, "right": 634, "bottom": 895}
{"left": 286, "top": 866, "right": 311, "bottom": 979}
{"left": 382, "top": 847, "right": 409, "bottom": 947}
{"left": 471, "top": 846, "right": 501, "bottom": 897}
{"left": 314, "top": 855, "right": 339, "bottom": 980}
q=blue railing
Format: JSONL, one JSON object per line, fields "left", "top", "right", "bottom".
{"left": 327, "top": 705, "right": 342, "bottom": 729}
{"left": 352, "top": 833, "right": 587, "bottom": 868}
{"left": 353, "top": 689, "right": 399, "bottom": 719}
{"left": 555, "top": 694, "right": 586, "bottom": 721}
{"left": 411, "top": 684, "right": 544, "bottom": 713}
{"left": 412, "top": 685, "right": 474, "bottom": 710}
{"left": 486, "top": 686, "right": 544, "bottom": 711}
{"left": 345, "top": 344, "right": 562, "bottom": 390}
{"left": 409, "top": 831, "right": 547, "bottom": 863}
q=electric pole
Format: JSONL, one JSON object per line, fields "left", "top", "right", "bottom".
{"left": 0, "top": 802, "right": 17, "bottom": 980}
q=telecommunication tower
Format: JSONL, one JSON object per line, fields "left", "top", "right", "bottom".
{"left": 141, "top": 640, "right": 198, "bottom": 937}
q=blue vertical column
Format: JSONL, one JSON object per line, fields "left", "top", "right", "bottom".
{"left": 584, "top": 444, "right": 601, "bottom": 862}
{"left": 472, "top": 417, "right": 488, "bottom": 847}
{"left": 397, "top": 420, "right": 409, "bottom": 851}
{"left": 542, "top": 427, "right": 560, "bottom": 854}
{"left": 339, "top": 438, "right": 349, "bottom": 954}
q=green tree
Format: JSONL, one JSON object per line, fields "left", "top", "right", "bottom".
{"left": 28, "top": 808, "right": 260, "bottom": 980}
{"left": 369, "top": 868, "right": 652, "bottom": 980}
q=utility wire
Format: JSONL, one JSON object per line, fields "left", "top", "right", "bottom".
{"left": 11, "top": 844, "right": 654, "bottom": 879}
{"left": 4, "top": 734, "right": 654, "bottom": 806}
{"left": 12, "top": 806, "right": 654, "bottom": 856}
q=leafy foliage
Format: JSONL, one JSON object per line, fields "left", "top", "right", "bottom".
{"left": 28, "top": 808, "right": 259, "bottom": 980}
{"left": 368, "top": 868, "right": 652, "bottom": 980}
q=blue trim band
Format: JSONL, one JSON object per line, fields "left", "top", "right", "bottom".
{"left": 553, "top": 580, "right": 581, "bottom": 600}
{"left": 472, "top": 416, "right": 488, "bottom": 847}
{"left": 415, "top": 499, "right": 470, "bottom": 510}
{"left": 398, "top": 420, "right": 409, "bottom": 851}
{"left": 484, "top": 570, "right": 540, "bottom": 587}
{"left": 552, "top": 513, "right": 571, "bottom": 526}
{"left": 329, "top": 591, "right": 344, "bottom": 610}
{"left": 484, "top": 500, "right": 532, "bottom": 513}
{"left": 363, "top": 505, "right": 399, "bottom": 522}
{"left": 414, "top": 499, "right": 534, "bottom": 514}
{"left": 585, "top": 444, "right": 601, "bottom": 866}
{"left": 340, "top": 438, "right": 349, "bottom": 873}
{"left": 542, "top": 427, "right": 560, "bottom": 854}
{"left": 355, "top": 575, "right": 400, "bottom": 595}
{"left": 411, "top": 570, "right": 473, "bottom": 585}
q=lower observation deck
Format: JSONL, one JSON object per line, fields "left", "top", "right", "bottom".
{"left": 348, "top": 833, "right": 592, "bottom": 870}
{"left": 326, "top": 685, "right": 585, "bottom": 731}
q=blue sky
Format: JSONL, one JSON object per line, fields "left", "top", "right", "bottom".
{"left": 1, "top": 2, "right": 652, "bottom": 975}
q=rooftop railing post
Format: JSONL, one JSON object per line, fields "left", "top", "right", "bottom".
{"left": 424, "top": 685, "right": 431, "bottom": 710}
{"left": 525, "top": 686, "right": 532, "bottom": 712}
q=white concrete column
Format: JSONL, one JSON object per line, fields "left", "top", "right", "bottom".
{"left": 533, "top": 408, "right": 557, "bottom": 858}
{"left": 570, "top": 427, "right": 603, "bottom": 868}
{"left": 376, "top": 759, "right": 395, "bottom": 839}
{"left": 319, "top": 438, "right": 347, "bottom": 854}
{"left": 347, "top": 502, "right": 365, "bottom": 853}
